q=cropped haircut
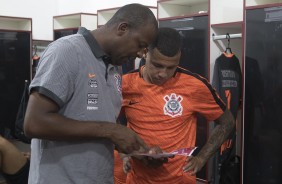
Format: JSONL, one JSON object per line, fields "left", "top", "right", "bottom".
{"left": 149, "top": 27, "right": 182, "bottom": 57}
{"left": 106, "top": 3, "right": 157, "bottom": 32}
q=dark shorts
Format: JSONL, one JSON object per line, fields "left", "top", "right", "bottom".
{"left": 2, "top": 159, "right": 29, "bottom": 184}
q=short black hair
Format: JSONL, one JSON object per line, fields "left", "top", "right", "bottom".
{"left": 106, "top": 3, "right": 158, "bottom": 31}
{"left": 149, "top": 27, "right": 182, "bottom": 57}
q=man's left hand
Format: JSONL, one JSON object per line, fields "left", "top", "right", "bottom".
{"left": 183, "top": 156, "right": 205, "bottom": 175}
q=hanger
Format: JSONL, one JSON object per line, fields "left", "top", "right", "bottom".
{"left": 225, "top": 33, "right": 232, "bottom": 55}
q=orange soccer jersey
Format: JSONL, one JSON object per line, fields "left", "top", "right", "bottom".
{"left": 114, "top": 150, "right": 127, "bottom": 184}
{"left": 122, "top": 67, "right": 226, "bottom": 184}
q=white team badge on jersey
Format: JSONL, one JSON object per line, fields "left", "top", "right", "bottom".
{"left": 163, "top": 93, "right": 183, "bottom": 117}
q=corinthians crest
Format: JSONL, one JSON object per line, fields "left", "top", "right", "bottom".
{"left": 163, "top": 93, "right": 183, "bottom": 117}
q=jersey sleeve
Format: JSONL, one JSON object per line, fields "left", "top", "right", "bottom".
{"left": 29, "top": 39, "right": 78, "bottom": 108}
{"left": 192, "top": 76, "right": 226, "bottom": 121}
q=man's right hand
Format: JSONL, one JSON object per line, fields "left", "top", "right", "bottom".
{"left": 143, "top": 146, "right": 169, "bottom": 168}
{"left": 110, "top": 124, "right": 148, "bottom": 154}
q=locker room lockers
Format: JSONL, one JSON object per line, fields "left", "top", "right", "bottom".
{"left": 244, "top": 5, "right": 282, "bottom": 184}
{"left": 0, "top": 30, "right": 31, "bottom": 136}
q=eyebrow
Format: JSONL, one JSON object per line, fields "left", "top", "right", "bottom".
{"left": 151, "top": 58, "right": 178, "bottom": 67}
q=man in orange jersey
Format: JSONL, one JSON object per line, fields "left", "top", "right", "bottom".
{"left": 114, "top": 27, "right": 235, "bottom": 184}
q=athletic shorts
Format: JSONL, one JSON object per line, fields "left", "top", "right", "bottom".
{"left": 2, "top": 159, "right": 29, "bottom": 184}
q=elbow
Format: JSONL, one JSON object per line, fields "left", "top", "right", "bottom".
{"left": 24, "top": 128, "right": 34, "bottom": 139}
{"left": 24, "top": 116, "right": 41, "bottom": 138}
{"left": 23, "top": 119, "right": 35, "bottom": 138}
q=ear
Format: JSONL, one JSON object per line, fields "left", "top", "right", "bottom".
{"left": 117, "top": 22, "right": 129, "bottom": 36}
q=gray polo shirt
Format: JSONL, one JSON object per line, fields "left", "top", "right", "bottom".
{"left": 28, "top": 27, "right": 122, "bottom": 184}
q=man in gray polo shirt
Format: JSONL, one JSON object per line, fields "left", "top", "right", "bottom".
{"left": 24, "top": 4, "right": 158, "bottom": 184}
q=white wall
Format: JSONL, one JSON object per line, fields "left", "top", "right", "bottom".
{"left": 0, "top": 0, "right": 58, "bottom": 40}
{"left": 57, "top": 0, "right": 157, "bottom": 15}
{"left": 0, "top": 0, "right": 157, "bottom": 40}
{"left": 210, "top": 0, "right": 244, "bottom": 24}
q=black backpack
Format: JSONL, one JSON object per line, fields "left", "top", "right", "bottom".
{"left": 14, "top": 80, "right": 31, "bottom": 144}
{"left": 219, "top": 155, "right": 240, "bottom": 184}
{"left": 219, "top": 142, "right": 240, "bottom": 184}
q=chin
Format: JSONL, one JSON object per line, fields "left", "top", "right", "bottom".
{"left": 154, "top": 80, "right": 165, "bottom": 86}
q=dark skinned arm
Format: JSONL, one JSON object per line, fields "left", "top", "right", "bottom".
{"left": 24, "top": 91, "right": 148, "bottom": 154}
{"left": 183, "top": 109, "right": 235, "bottom": 175}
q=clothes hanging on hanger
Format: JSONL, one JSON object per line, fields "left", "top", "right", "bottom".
{"left": 211, "top": 32, "right": 242, "bottom": 184}
{"left": 213, "top": 53, "right": 242, "bottom": 119}
{"left": 212, "top": 52, "right": 242, "bottom": 183}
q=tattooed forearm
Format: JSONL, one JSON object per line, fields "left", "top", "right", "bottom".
{"left": 196, "top": 109, "right": 235, "bottom": 162}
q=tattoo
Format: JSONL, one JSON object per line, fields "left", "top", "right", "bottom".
{"left": 196, "top": 110, "right": 235, "bottom": 162}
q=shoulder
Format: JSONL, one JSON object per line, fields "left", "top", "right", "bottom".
{"left": 122, "top": 69, "right": 141, "bottom": 89}
{"left": 45, "top": 34, "right": 84, "bottom": 56}
{"left": 174, "top": 67, "right": 215, "bottom": 94}
{"left": 55, "top": 34, "right": 85, "bottom": 48}
{"left": 123, "top": 69, "right": 141, "bottom": 81}
{"left": 176, "top": 67, "right": 209, "bottom": 84}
